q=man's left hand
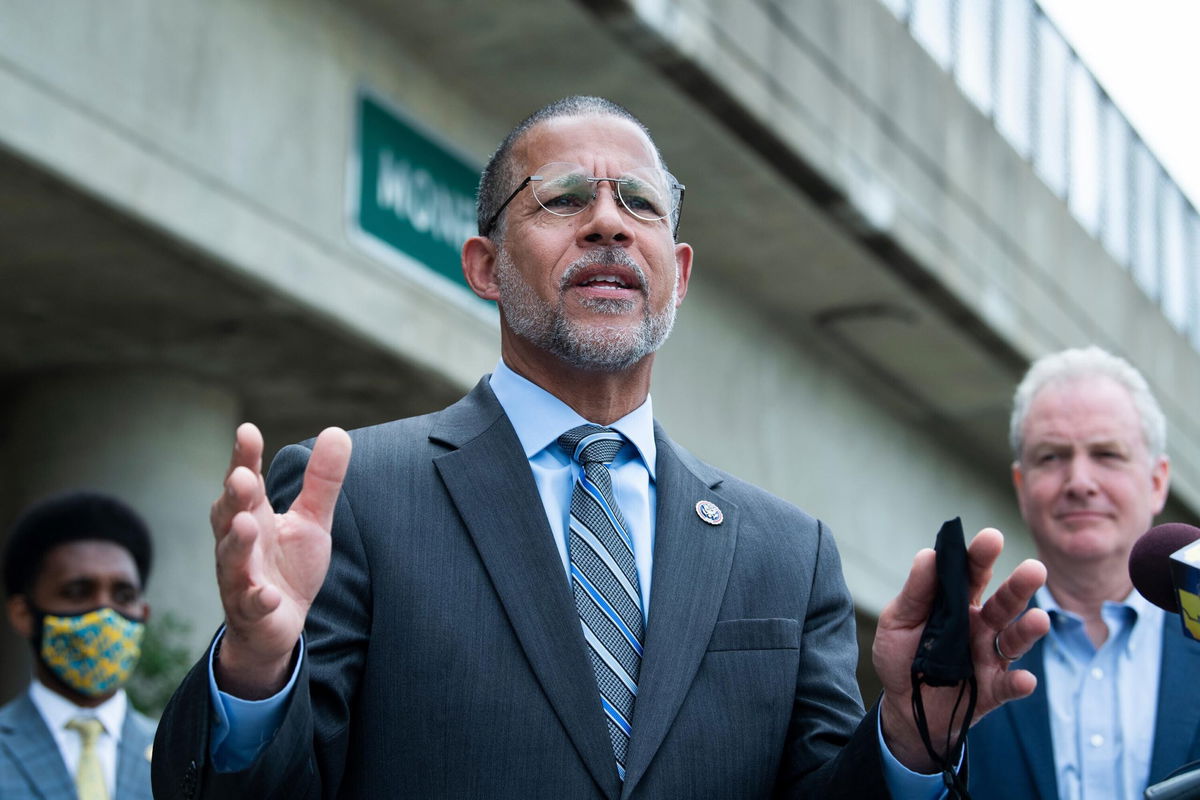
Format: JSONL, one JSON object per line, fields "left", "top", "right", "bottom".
{"left": 873, "top": 527, "right": 1049, "bottom": 773}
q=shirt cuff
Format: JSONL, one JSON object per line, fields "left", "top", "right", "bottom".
{"left": 877, "top": 708, "right": 961, "bottom": 800}
{"left": 207, "top": 626, "right": 303, "bottom": 772}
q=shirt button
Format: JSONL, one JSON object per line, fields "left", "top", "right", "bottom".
{"left": 1090, "top": 734, "right": 1104, "bottom": 748}
{"left": 1091, "top": 667, "right": 1104, "bottom": 680}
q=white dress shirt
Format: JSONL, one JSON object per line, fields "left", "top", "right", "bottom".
{"left": 29, "top": 678, "right": 127, "bottom": 798}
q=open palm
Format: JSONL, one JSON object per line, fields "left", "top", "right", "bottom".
{"left": 209, "top": 423, "right": 352, "bottom": 698}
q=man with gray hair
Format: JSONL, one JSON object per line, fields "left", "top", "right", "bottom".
{"left": 969, "top": 345, "right": 1200, "bottom": 799}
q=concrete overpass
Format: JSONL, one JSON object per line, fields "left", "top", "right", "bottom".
{"left": 2, "top": 0, "right": 1196, "bottom": 702}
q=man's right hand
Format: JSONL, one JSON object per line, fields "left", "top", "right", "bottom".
{"left": 209, "top": 422, "right": 352, "bottom": 699}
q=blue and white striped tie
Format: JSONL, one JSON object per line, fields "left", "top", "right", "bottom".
{"left": 559, "top": 424, "right": 643, "bottom": 782}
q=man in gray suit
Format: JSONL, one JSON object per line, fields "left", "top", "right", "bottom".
{"left": 1, "top": 491, "right": 156, "bottom": 800}
{"left": 153, "top": 96, "right": 1049, "bottom": 799}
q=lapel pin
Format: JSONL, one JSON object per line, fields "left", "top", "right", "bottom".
{"left": 695, "top": 500, "right": 723, "bottom": 525}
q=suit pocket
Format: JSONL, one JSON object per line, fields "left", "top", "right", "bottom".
{"left": 705, "top": 618, "right": 800, "bottom": 652}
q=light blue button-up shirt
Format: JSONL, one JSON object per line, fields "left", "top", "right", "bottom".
{"left": 489, "top": 360, "right": 657, "bottom": 615}
{"left": 1038, "top": 585, "right": 1164, "bottom": 800}
{"left": 209, "top": 361, "right": 948, "bottom": 796}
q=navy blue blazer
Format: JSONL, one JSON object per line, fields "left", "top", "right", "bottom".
{"left": 969, "top": 611, "right": 1200, "bottom": 799}
{"left": 153, "top": 378, "right": 890, "bottom": 799}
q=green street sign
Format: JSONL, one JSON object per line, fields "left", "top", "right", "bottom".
{"left": 349, "top": 91, "right": 480, "bottom": 298}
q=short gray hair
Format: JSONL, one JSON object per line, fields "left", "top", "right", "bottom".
{"left": 1009, "top": 345, "right": 1166, "bottom": 462}
{"left": 476, "top": 96, "right": 676, "bottom": 240}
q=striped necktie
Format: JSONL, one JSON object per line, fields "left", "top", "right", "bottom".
{"left": 559, "top": 424, "right": 644, "bottom": 782}
{"left": 66, "top": 716, "right": 109, "bottom": 800}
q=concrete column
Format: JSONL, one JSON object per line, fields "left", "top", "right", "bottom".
{"left": 0, "top": 371, "right": 238, "bottom": 702}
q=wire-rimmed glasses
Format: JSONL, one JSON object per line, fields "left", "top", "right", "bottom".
{"left": 481, "top": 161, "right": 685, "bottom": 238}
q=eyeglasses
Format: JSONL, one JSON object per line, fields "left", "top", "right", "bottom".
{"left": 481, "top": 161, "right": 685, "bottom": 238}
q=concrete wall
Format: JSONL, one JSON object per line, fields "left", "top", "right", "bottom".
{"left": 656, "top": 280, "right": 1032, "bottom": 612}
{"left": 0, "top": 0, "right": 1181, "bottom": 704}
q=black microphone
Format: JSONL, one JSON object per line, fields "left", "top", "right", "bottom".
{"left": 1129, "top": 523, "right": 1200, "bottom": 639}
{"left": 1131, "top": 525, "right": 1200, "bottom": 799}
{"left": 1144, "top": 761, "right": 1200, "bottom": 800}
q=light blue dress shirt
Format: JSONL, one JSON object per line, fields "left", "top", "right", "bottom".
{"left": 1038, "top": 585, "right": 1164, "bottom": 800}
{"left": 209, "top": 360, "right": 948, "bottom": 796}
{"left": 489, "top": 360, "right": 657, "bottom": 615}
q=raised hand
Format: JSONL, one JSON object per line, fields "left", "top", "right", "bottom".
{"left": 209, "top": 422, "right": 352, "bottom": 698}
{"left": 872, "top": 528, "right": 1050, "bottom": 772}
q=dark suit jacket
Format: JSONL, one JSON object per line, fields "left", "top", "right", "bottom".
{"left": 153, "top": 378, "right": 890, "bottom": 799}
{"left": 969, "top": 612, "right": 1200, "bottom": 799}
{"left": 0, "top": 689, "right": 155, "bottom": 800}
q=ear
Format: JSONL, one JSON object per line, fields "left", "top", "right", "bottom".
{"left": 672, "top": 242, "right": 694, "bottom": 307}
{"left": 1149, "top": 455, "right": 1171, "bottom": 515}
{"left": 1011, "top": 461, "right": 1029, "bottom": 518}
{"left": 6, "top": 594, "right": 33, "bottom": 639}
{"left": 462, "top": 236, "right": 501, "bottom": 302}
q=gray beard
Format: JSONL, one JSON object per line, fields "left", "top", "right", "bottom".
{"left": 496, "top": 247, "right": 678, "bottom": 372}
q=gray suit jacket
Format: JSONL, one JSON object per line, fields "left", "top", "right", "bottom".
{"left": 153, "top": 378, "right": 889, "bottom": 799}
{"left": 969, "top": 611, "right": 1200, "bottom": 799}
{"left": 0, "top": 689, "right": 155, "bottom": 800}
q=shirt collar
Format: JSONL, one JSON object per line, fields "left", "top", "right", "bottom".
{"left": 1037, "top": 584, "right": 1156, "bottom": 617}
{"left": 489, "top": 360, "right": 657, "bottom": 478}
{"left": 29, "top": 679, "right": 126, "bottom": 743}
{"left": 1036, "top": 584, "right": 1163, "bottom": 652}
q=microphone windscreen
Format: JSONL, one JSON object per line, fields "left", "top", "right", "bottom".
{"left": 1129, "top": 523, "right": 1200, "bottom": 613}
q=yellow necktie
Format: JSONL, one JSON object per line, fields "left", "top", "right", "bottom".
{"left": 65, "top": 717, "right": 109, "bottom": 800}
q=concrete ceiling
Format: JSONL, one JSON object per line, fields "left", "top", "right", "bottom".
{"left": 0, "top": 144, "right": 461, "bottom": 448}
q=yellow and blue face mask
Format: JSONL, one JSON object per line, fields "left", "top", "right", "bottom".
{"left": 36, "top": 607, "right": 145, "bottom": 697}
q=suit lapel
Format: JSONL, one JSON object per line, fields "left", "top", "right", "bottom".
{"left": 0, "top": 692, "right": 76, "bottom": 799}
{"left": 620, "top": 429, "right": 737, "bottom": 798}
{"left": 115, "top": 708, "right": 154, "bottom": 800}
{"left": 432, "top": 379, "right": 620, "bottom": 800}
{"left": 1150, "top": 614, "right": 1200, "bottom": 780}
{"left": 1006, "top": 637, "right": 1060, "bottom": 800}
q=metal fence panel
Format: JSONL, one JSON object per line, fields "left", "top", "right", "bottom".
{"left": 878, "top": 0, "right": 1200, "bottom": 348}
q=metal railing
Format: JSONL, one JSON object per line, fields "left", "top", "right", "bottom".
{"left": 879, "top": 0, "right": 1200, "bottom": 348}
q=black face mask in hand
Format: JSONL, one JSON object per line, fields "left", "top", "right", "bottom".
{"left": 910, "top": 517, "right": 976, "bottom": 800}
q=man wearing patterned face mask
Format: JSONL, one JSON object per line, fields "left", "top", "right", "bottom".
{"left": 0, "top": 490, "right": 156, "bottom": 800}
